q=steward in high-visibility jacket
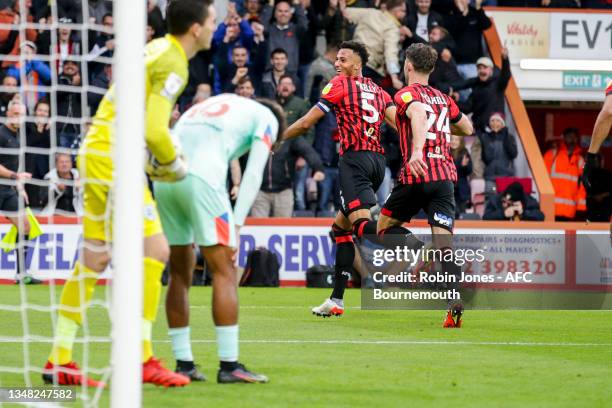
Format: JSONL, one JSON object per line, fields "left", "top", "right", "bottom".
{"left": 544, "top": 134, "right": 587, "bottom": 220}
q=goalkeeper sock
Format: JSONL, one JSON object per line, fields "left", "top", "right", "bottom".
{"left": 142, "top": 319, "right": 153, "bottom": 362}
{"left": 49, "top": 315, "right": 79, "bottom": 365}
{"left": 49, "top": 261, "right": 98, "bottom": 364}
{"left": 142, "top": 257, "right": 165, "bottom": 362}
{"left": 216, "top": 325, "right": 238, "bottom": 363}
{"left": 169, "top": 326, "right": 193, "bottom": 362}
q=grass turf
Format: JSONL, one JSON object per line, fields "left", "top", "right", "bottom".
{"left": 0, "top": 285, "right": 611, "bottom": 407}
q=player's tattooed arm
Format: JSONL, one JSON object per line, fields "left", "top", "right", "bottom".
{"left": 282, "top": 105, "right": 325, "bottom": 141}
{"left": 384, "top": 105, "right": 398, "bottom": 132}
{"left": 406, "top": 102, "right": 428, "bottom": 177}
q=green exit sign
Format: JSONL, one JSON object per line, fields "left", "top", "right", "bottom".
{"left": 563, "top": 72, "right": 612, "bottom": 90}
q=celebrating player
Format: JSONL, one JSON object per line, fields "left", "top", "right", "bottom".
{"left": 376, "top": 43, "right": 473, "bottom": 327}
{"left": 282, "top": 41, "right": 398, "bottom": 317}
{"left": 583, "top": 81, "right": 612, "bottom": 192}
{"left": 157, "top": 95, "right": 280, "bottom": 383}
{"left": 43, "top": 0, "right": 216, "bottom": 387}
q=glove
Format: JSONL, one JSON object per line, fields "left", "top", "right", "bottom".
{"left": 145, "top": 154, "right": 188, "bottom": 182}
{"left": 582, "top": 152, "right": 598, "bottom": 193}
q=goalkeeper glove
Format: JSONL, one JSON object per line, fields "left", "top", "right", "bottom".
{"left": 146, "top": 154, "right": 188, "bottom": 182}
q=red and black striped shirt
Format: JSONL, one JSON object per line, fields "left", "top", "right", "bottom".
{"left": 394, "top": 83, "right": 463, "bottom": 184}
{"left": 317, "top": 75, "right": 393, "bottom": 155}
{"left": 606, "top": 80, "right": 612, "bottom": 96}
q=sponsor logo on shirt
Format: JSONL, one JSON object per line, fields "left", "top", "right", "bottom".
{"left": 400, "top": 91, "right": 412, "bottom": 103}
{"left": 322, "top": 82, "right": 332, "bottom": 95}
{"left": 161, "top": 72, "right": 184, "bottom": 100}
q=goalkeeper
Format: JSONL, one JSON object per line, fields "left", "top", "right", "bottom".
{"left": 43, "top": 0, "right": 216, "bottom": 388}
{"left": 157, "top": 95, "right": 283, "bottom": 384}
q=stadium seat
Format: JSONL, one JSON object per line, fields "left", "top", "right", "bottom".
{"left": 470, "top": 179, "right": 486, "bottom": 216}
{"left": 459, "top": 213, "right": 482, "bottom": 220}
{"left": 495, "top": 177, "right": 533, "bottom": 194}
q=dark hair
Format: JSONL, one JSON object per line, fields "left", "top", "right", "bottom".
{"left": 338, "top": 41, "right": 369, "bottom": 66}
{"left": 34, "top": 98, "right": 50, "bottom": 111}
{"left": 101, "top": 13, "right": 112, "bottom": 22}
{"left": 270, "top": 48, "right": 288, "bottom": 58}
{"left": 166, "top": 0, "right": 213, "bottom": 35}
{"left": 255, "top": 98, "right": 287, "bottom": 140}
{"left": 405, "top": 43, "right": 438, "bottom": 74}
{"left": 278, "top": 74, "right": 294, "bottom": 85}
{"left": 237, "top": 76, "right": 253, "bottom": 86}
{"left": 563, "top": 127, "right": 579, "bottom": 137}
{"left": 384, "top": 0, "right": 405, "bottom": 10}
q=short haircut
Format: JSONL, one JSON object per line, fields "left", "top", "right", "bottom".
{"left": 338, "top": 41, "right": 369, "bottom": 66}
{"left": 385, "top": 0, "right": 404, "bottom": 10}
{"left": 255, "top": 98, "right": 287, "bottom": 140}
{"left": 237, "top": 76, "right": 253, "bottom": 86}
{"left": 34, "top": 98, "right": 50, "bottom": 111}
{"left": 102, "top": 13, "right": 112, "bottom": 22}
{"left": 431, "top": 26, "right": 449, "bottom": 38}
{"left": 166, "top": 0, "right": 214, "bottom": 35}
{"left": 405, "top": 43, "right": 438, "bottom": 74}
{"left": 278, "top": 74, "right": 294, "bottom": 85}
{"left": 270, "top": 48, "right": 288, "bottom": 58}
{"left": 233, "top": 45, "right": 247, "bottom": 52}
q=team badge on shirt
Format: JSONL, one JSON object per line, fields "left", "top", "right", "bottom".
{"left": 400, "top": 91, "right": 413, "bottom": 103}
{"left": 322, "top": 82, "right": 333, "bottom": 95}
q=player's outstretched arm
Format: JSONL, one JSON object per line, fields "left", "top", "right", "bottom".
{"left": 234, "top": 139, "right": 271, "bottom": 226}
{"left": 384, "top": 105, "right": 398, "bottom": 132}
{"left": 451, "top": 114, "right": 474, "bottom": 136}
{"left": 282, "top": 105, "right": 325, "bottom": 141}
{"left": 407, "top": 102, "right": 429, "bottom": 177}
{"left": 588, "top": 94, "right": 612, "bottom": 154}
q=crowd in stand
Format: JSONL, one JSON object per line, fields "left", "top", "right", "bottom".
{"left": 0, "top": 0, "right": 606, "bottom": 220}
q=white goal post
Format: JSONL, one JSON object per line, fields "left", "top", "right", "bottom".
{"left": 111, "top": 0, "right": 145, "bottom": 407}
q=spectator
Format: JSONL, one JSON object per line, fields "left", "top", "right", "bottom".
{"left": 191, "top": 83, "right": 211, "bottom": 105}
{"left": 214, "top": 45, "right": 258, "bottom": 94}
{"left": 180, "top": 50, "right": 213, "bottom": 111}
{"left": 236, "top": 76, "right": 256, "bottom": 98}
{"left": 147, "top": 0, "right": 166, "bottom": 39}
{"left": 305, "top": 43, "right": 338, "bottom": 104}
{"left": 445, "top": 0, "right": 491, "bottom": 81}
{"left": 0, "top": 0, "right": 37, "bottom": 69}
{"left": 479, "top": 112, "right": 518, "bottom": 193}
{"left": 0, "top": 99, "right": 37, "bottom": 283}
{"left": 483, "top": 181, "right": 544, "bottom": 221}
{"left": 6, "top": 41, "right": 51, "bottom": 112}
{"left": 260, "top": 48, "right": 300, "bottom": 99}
{"left": 297, "top": 0, "right": 321, "bottom": 96}
{"left": 543, "top": 127, "right": 586, "bottom": 221}
{"left": 428, "top": 27, "right": 463, "bottom": 95}
{"left": 87, "top": 12, "right": 114, "bottom": 79}
{"left": 450, "top": 135, "right": 472, "bottom": 215}
{"left": 56, "top": 17, "right": 82, "bottom": 73}
{"left": 313, "top": 111, "right": 340, "bottom": 212}
{"left": 404, "top": 0, "right": 444, "bottom": 42}
{"left": 56, "top": 59, "right": 83, "bottom": 148}
{"left": 251, "top": 135, "right": 324, "bottom": 217}
{"left": 88, "top": 62, "right": 111, "bottom": 113}
{"left": 25, "top": 98, "right": 50, "bottom": 208}
{"left": 261, "top": 0, "right": 308, "bottom": 74}
{"left": 88, "top": 0, "right": 113, "bottom": 24}
{"left": 243, "top": 0, "right": 263, "bottom": 23}
{"left": 459, "top": 47, "right": 511, "bottom": 132}
{"left": 276, "top": 75, "right": 314, "bottom": 211}
{"left": 341, "top": 0, "right": 406, "bottom": 90}
{"left": 41, "top": 153, "right": 82, "bottom": 215}
{"left": 541, "top": 0, "right": 579, "bottom": 7}
{"left": 322, "top": 0, "right": 354, "bottom": 47}
{"left": 0, "top": 74, "right": 18, "bottom": 116}
{"left": 584, "top": 154, "right": 611, "bottom": 222}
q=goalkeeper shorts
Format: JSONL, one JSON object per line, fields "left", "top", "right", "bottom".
{"left": 78, "top": 126, "right": 163, "bottom": 242}
{"left": 155, "top": 175, "right": 236, "bottom": 248}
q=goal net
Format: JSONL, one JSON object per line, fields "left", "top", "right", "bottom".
{"left": 0, "top": 0, "right": 143, "bottom": 406}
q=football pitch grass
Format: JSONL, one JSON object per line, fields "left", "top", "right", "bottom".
{"left": 0, "top": 285, "right": 611, "bottom": 407}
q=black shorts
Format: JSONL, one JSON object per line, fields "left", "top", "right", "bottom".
{"left": 338, "top": 150, "right": 386, "bottom": 215}
{"left": 382, "top": 181, "right": 456, "bottom": 232}
{"left": 0, "top": 187, "right": 18, "bottom": 213}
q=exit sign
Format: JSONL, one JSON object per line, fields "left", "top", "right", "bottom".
{"left": 563, "top": 72, "right": 612, "bottom": 90}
